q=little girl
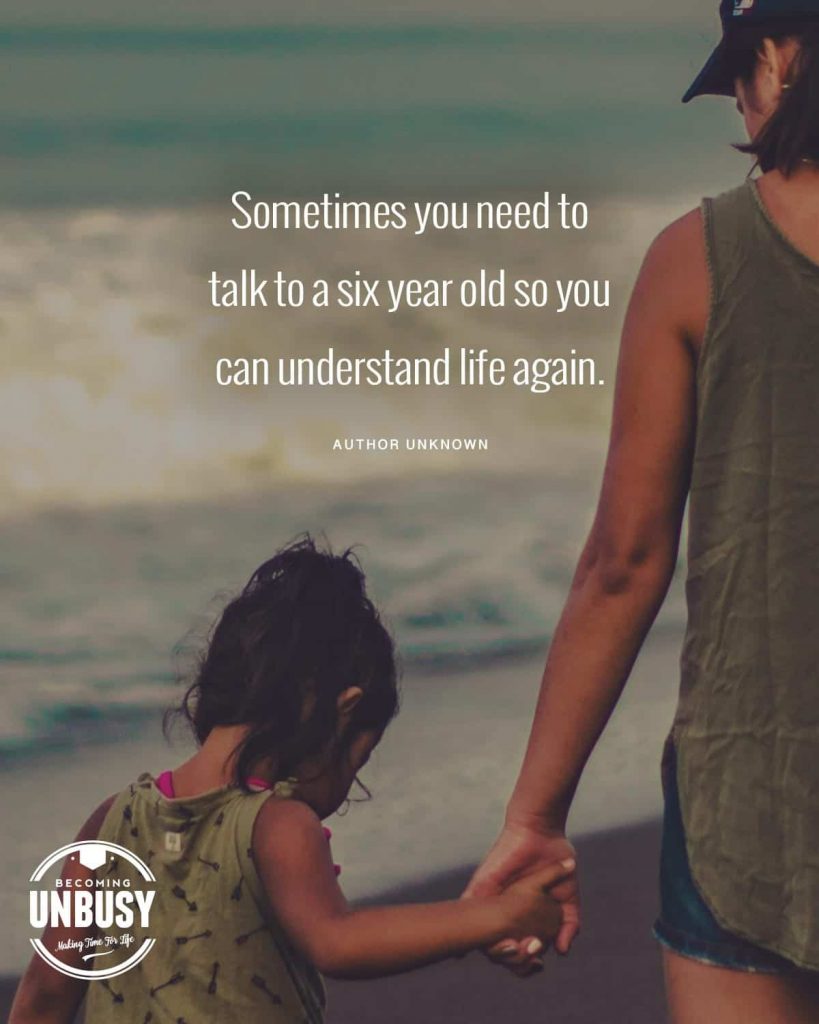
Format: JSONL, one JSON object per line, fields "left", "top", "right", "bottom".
{"left": 12, "top": 537, "right": 571, "bottom": 1024}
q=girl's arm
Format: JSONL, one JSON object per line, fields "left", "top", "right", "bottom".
{"left": 466, "top": 209, "right": 707, "bottom": 958}
{"left": 9, "top": 797, "right": 115, "bottom": 1024}
{"left": 253, "top": 797, "right": 574, "bottom": 980}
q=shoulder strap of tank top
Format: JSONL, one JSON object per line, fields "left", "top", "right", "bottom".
{"left": 232, "top": 789, "right": 278, "bottom": 906}
{"left": 702, "top": 181, "right": 759, "bottom": 310}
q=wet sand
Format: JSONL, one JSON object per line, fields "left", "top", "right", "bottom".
{"left": 324, "top": 820, "right": 667, "bottom": 1024}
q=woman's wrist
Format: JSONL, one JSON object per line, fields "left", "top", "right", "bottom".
{"left": 504, "top": 798, "right": 568, "bottom": 836}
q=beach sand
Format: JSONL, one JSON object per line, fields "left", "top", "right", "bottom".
{"left": 0, "top": 819, "right": 667, "bottom": 1023}
{"left": 325, "top": 820, "right": 667, "bottom": 1024}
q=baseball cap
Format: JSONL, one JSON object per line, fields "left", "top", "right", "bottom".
{"left": 683, "top": 0, "right": 819, "bottom": 102}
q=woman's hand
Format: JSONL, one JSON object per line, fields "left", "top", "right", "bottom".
{"left": 464, "top": 822, "right": 580, "bottom": 974}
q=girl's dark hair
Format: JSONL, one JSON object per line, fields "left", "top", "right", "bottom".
{"left": 727, "top": 20, "right": 819, "bottom": 175}
{"left": 168, "top": 536, "right": 399, "bottom": 788}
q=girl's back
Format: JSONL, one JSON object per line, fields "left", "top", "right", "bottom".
{"left": 84, "top": 776, "right": 324, "bottom": 1024}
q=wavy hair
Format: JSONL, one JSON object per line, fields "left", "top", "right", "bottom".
{"left": 167, "top": 535, "right": 399, "bottom": 788}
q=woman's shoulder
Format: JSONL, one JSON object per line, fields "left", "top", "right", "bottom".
{"left": 647, "top": 179, "right": 753, "bottom": 261}
{"left": 633, "top": 205, "right": 709, "bottom": 348}
{"left": 648, "top": 206, "right": 705, "bottom": 266}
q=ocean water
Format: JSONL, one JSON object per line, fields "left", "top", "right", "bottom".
{"left": 0, "top": 456, "right": 690, "bottom": 762}
{"left": 1, "top": 22, "right": 741, "bottom": 205}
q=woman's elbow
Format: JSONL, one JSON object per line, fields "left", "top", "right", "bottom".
{"left": 578, "top": 541, "right": 676, "bottom": 599}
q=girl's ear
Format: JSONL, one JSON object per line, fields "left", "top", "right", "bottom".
{"left": 337, "top": 686, "right": 364, "bottom": 718}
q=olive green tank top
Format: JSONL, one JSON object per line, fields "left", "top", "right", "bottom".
{"left": 673, "top": 180, "right": 819, "bottom": 970}
{"left": 84, "top": 775, "right": 325, "bottom": 1024}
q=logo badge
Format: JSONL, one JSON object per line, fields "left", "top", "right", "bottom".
{"left": 733, "top": 0, "right": 756, "bottom": 14}
{"left": 29, "top": 841, "right": 156, "bottom": 980}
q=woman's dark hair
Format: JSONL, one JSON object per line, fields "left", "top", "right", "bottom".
{"left": 726, "top": 20, "right": 819, "bottom": 175}
{"left": 168, "top": 535, "right": 399, "bottom": 788}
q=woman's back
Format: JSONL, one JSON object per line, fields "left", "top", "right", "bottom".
{"left": 674, "top": 171, "right": 819, "bottom": 970}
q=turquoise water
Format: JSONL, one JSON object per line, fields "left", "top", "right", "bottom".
{"left": 0, "top": 460, "right": 688, "bottom": 761}
{"left": 0, "top": 22, "right": 740, "bottom": 205}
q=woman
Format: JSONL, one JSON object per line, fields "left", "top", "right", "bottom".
{"left": 468, "top": 3, "right": 819, "bottom": 1021}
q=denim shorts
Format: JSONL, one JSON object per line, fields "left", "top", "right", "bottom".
{"left": 653, "top": 741, "right": 797, "bottom": 975}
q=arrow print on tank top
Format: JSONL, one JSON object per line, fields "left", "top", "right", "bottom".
{"left": 99, "top": 979, "right": 124, "bottom": 1004}
{"left": 196, "top": 855, "right": 220, "bottom": 872}
{"left": 149, "top": 972, "right": 185, "bottom": 998}
{"left": 235, "top": 923, "right": 269, "bottom": 946}
{"left": 175, "top": 929, "right": 212, "bottom": 946}
{"left": 122, "top": 804, "right": 139, "bottom": 838}
{"left": 251, "top": 975, "right": 283, "bottom": 1005}
{"left": 171, "top": 885, "right": 198, "bottom": 912}
{"left": 207, "top": 961, "right": 220, "bottom": 995}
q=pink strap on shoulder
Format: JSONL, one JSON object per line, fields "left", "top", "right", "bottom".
{"left": 155, "top": 770, "right": 175, "bottom": 798}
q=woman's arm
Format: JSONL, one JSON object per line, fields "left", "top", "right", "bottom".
{"left": 10, "top": 796, "right": 116, "bottom": 1024}
{"left": 467, "top": 208, "right": 708, "bottom": 957}
{"left": 252, "top": 798, "right": 574, "bottom": 980}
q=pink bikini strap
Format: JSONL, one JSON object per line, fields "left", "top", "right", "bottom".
{"left": 154, "top": 770, "right": 339, "bottom": 873}
{"left": 155, "top": 770, "right": 175, "bottom": 798}
{"left": 154, "top": 771, "right": 274, "bottom": 798}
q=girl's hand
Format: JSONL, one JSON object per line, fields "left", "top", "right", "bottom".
{"left": 254, "top": 799, "right": 572, "bottom": 979}
{"left": 464, "top": 823, "right": 580, "bottom": 973}
{"left": 496, "top": 858, "right": 575, "bottom": 943}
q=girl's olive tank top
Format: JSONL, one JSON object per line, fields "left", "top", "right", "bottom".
{"left": 83, "top": 775, "right": 325, "bottom": 1024}
{"left": 673, "top": 180, "right": 819, "bottom": 970}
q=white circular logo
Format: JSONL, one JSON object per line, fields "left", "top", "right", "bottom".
{"left": 29, "top": 840, "right": 156, "bottom": 980}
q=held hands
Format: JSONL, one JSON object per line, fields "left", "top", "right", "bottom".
{"left": 496, "top": 858, "right": 574, "bottom": 947}
{"left": 465, "top": 823, "right": 580, "bottom": 977}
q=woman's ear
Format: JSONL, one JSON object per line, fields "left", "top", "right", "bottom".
{"left": 743, "top": 37, "right": 799, "bottom": 128}
{"left": 337, "top": 686, "right": 363, "bottom": 718}
{"left": 760, "top": 36, "right": 800, "bottom": 95}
